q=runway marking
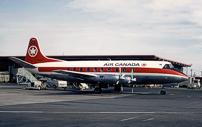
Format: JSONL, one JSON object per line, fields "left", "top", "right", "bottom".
{"left": 120, "top": 116, "right": 140, "bottom": 121}
{"left": 0, "top": 111, "right": 43, "bottom": 113}
{"left": 43, "top": 112, "right": 156, "bottom": 114}
{"left": 0, "top": 111, "right": 154, "bottom": 114}
{"left": 100, "top": 112, "right": 155, "bottom": 114}
{"left": 0, "top": 111, "right": 201, "bottom": 114}
{"left": 142, "top": 118, "right": 154, "bottom": 121}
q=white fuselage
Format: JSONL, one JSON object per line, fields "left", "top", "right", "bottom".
{"left": 27, "top": 60, "right": 187, "bottom": 85}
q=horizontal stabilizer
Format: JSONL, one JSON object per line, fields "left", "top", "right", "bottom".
{"left": 9, "top": 57, "right": 36, "bottom": 68}
{"left": 53, "top": 70, "right": 97, "bottom": 78}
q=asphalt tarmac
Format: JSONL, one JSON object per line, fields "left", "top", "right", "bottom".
{"left": 0, "top": 83, "right": 202, "bottom": 127}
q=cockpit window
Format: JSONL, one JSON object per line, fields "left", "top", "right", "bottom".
{"left": 163, "top": 64, "right": 174, "bottom": 69}
{"left": 169, "top": 64, "right": 174, "bottom": 68}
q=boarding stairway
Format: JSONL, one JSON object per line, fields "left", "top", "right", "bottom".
{"left": 73, "top": 82, "right": 89, "bottom": 90}
{"left": 16, "top": 68, "right": 39, "bottom": 84}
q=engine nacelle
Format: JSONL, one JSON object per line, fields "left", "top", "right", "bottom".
{"left": 86, "top": 74, "right": 119, "bottom": 84}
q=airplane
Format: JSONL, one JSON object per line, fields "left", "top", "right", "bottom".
{"left": 9, "top": 37, "right": 188, "bottom": 95}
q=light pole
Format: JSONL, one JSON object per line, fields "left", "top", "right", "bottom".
{"left": 191, "top": 69, "right": 193, "bottom": 77}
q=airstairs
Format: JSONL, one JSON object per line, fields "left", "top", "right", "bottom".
{"left": 16, "top": 68, "right": 39, "bottom": 84}
{"left": 73, "top": 82, "right": 89, "bottom": 90}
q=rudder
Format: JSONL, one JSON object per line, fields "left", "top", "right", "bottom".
{"left": 25, "top": 37, "right": 61, "bottom": 64}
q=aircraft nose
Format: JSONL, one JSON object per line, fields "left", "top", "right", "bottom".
{"left": 181, "top": 76, "right": 188, "bottom": 82}
{"left": 171, "top": 68, "right": 188, "bottom": 82}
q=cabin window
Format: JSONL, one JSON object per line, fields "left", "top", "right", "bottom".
{"left": 80, "top": 68, "right": 83, "bottom": 72}
{"left": 130, "top": 68, "right": 134, "bottom": 72}
{"left": 67, "top": 68, "right": 70, "bottom": 71}
{"left": 108, "top": 67, "right": 111, "bottom": 72}
{"left": 73, "top": 67, "right": 76, "bottom": 71}
{"left": 94, "top": 67, "right": 97, "bottom": 72}
{"left": 87, "top": 68, "right": 90, "bottom": 72}
{"left": 115, "top": 67, "right": 119, "bottom": 72}
{"left": 123, "top": 68, "right": 126, "bottom": 72}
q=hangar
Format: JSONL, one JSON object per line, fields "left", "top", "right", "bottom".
{"left": 0, "top": 55, "right": 191, "bottom": 82}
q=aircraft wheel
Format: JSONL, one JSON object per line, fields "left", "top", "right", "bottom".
{"left": 94, "top": 88, "right": 102, "bottom": 94}
{"left": 53, "top": 85, "right": 57, "bottom": 89}
{"left": 160, "top": 89, "right": 166, "bottom": 95}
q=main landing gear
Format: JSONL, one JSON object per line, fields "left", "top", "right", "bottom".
{"left": 94, "top": 88, "right": 102, "bottom": 94}
{"left": 93, "top": 84, "right": 122, "bottom": 94}
{"left": 160, "top": 89, "right": 166, "bottom": 95}
{"left": 160, "top": 85, "right": 167, "bottom": 95}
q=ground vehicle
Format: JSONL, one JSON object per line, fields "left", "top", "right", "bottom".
{"left": 179, "top": 77, "right": 201, "bottom": 89}
{"left": 188, "top": 79, "right": 201, "bottom": 89}
{"left": 27, "top": 81, "right": 47, "bottom": 90}
{"left": 47, "top": 79, "right": 67, "bottom": 90}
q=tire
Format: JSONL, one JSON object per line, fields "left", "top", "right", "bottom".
{"left": 53, "top": 85, "right": 57, "bottom": 89}
{"left": 45, "top": 86, "right": 48, "bottom": 90}
{"left": 94, "top": 88, "right": 101, "bottom": 94}
{"left": 160, "top": 89, "right": 166, "bottom": 95}
{"left": 94, "top": 88, "right": 99, "bottom": 93}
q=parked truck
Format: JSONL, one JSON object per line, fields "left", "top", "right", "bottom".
{"left": 47, "top": 79, "right": 67, "bottom": 90}
{"left": 188, "top": 79, "right": 201, "bottom": 89}
{"left": 179, "top": 77, "right": 201, "bottom": 89}
{"left": 27, "top": 80, "right": 49, "bottom": 90}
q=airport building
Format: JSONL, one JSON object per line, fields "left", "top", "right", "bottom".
{"left": 0, "top": 55, "right": 191, "bottom": 83}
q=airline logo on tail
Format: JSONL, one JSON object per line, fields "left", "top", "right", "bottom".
{"left": 25, "top": 37, "right": 62, "bottom": 64}
{"left": 28, "top": 46, "right": 38, "bottom": 57}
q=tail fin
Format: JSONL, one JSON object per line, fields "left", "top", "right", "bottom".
{"left": 25, "top": 37, "right": 61, "bottom": 64}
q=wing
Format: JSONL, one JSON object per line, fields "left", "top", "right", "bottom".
{"left": 52, "top": 70, "right": 97, "bottom": 78}
{"left": 9, "top": 57, "right": 37, "bottom": 68}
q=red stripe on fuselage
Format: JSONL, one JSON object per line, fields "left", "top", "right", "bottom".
{"left": 38, "top": 67, "right": 187, "bottom": 77}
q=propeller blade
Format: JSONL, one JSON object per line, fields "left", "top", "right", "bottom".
{"left": 131, "top": 68, "right": 133, "bottom": 79}
{"left": 119, "top": 67, "right": 125, "bottom": 80}
{"left": 130, "top": 68, "right": 136, "bottom": 82}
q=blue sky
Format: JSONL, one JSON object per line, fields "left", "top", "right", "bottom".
{"left": 1, "top": 0, "right": 202, "bottom": 76}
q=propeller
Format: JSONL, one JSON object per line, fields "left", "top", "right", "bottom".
{"left": 116, "top": 67, "right": 125, "bottom": 84}
{"left": 116, "top": 67, "right": 136, "bottom": 84}
{"left": 129, "top": 68, "right": 136, "bottom": 83}
{"left": 119, "top": 67, "right": 125, "bottom": 80}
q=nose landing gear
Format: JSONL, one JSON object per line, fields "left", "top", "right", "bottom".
{"left": 160, "top": 89, "right": 166, "bottom": 95}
